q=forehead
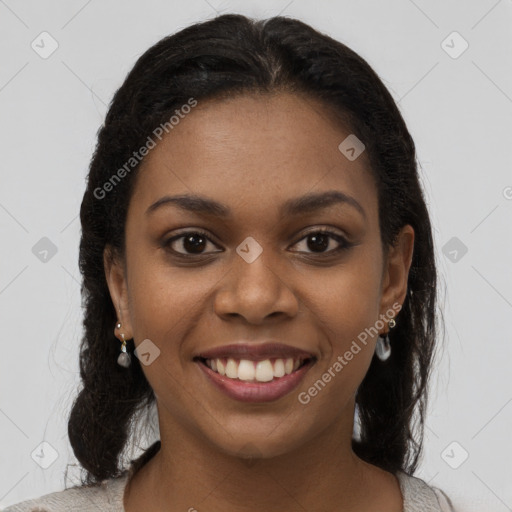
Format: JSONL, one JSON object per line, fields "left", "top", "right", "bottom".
{"left": 131, "top": 92, "right": 378, "bottom": 224}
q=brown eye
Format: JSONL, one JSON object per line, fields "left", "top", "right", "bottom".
{"left": 292, "top": 230, "right": 352, "bottom": 255}
{"left": 306, "top": 232, "right": 330, "bottom": 252}
{"left": 163, "top": 231, "right": 221, "bottom": 256}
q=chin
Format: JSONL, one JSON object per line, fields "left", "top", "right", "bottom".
{"left": 203, "top": 420, "right": 314, "bottom": 461}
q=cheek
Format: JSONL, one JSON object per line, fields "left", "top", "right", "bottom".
{"left": 126, "top": 253, "right": 215, "bottom": 340}
{"left": 324, "top": 281, "right": 380, "bottom": 353}
{"left": 310, "top": 252, "right": 382, "bottom": 344}
{"left": 297, "top": 275, "right": 380, "bottom": 414}
{"left": 300, "top": 248, "right": 382, "bottom": 403}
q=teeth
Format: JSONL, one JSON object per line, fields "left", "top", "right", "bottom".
{"left": 205, "top": 357, "right": 307, "bottom": 382}
{"left": 225, "top": 358, "right": 238, "bottom": 379}
{"left": 255, "top": 360, "right": 274, "bottom": 382}
{"left": 238, "top": 359, "right": 255, "bottom": 381}
{"left": 274, "top": 359, "right": 285, "bottom": 378}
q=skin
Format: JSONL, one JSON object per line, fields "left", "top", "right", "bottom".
{"left": 105, "top": 91, "right": 414, "bottom": 512}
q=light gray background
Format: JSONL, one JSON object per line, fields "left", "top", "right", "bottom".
{"left": 1, "top": 1, "right": 511, "bottom": 510}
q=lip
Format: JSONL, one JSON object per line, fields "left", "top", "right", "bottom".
{"left": 195, "top": 358, "right": 316, "bottom": 403}
{"left": 194, "top": 342, "right": 316, "bottom": 361}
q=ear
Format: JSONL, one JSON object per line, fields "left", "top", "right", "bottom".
{"left": 104, "top": 245, "right": 133, "bottom": 340}
{"left": 379, "top": 224, "right": 415, "bottom": 322}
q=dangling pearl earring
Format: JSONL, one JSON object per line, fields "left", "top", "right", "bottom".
{"left": 375, "top": 318, "right": 396, "bottom": 362}
{"left": 116, "top": 321, "right": 131, "bottom": 368}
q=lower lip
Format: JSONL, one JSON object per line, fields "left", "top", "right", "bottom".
{"left": 195, "top": 359, "right": 315, "bottom": 403}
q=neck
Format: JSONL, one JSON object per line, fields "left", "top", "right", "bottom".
{"left": 124, "top": 402, "right": 402, "bottom": 512}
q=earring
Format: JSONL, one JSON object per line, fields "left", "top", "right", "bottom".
{"left": 116, "top": 321, "right": 131, "bottom": 368}
{"left": 375, "top": 318, "right": 396, "bottom": 362}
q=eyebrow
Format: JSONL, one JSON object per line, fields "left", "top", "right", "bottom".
{"left": 145, "top": 190, "right": 366, "bottom": 220}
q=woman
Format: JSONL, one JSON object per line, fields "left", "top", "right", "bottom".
{"left": 6, "top": 13, "right": 455, "bottom": 512}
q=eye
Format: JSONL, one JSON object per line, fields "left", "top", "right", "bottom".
{"left": 291, "top": 229, "right": 352, "bottom": 255}
{"left": 162, "top": 230, "right": 222, "bottom": 256}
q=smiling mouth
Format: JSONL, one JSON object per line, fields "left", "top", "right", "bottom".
{"left": 194, "top": 356, "right": 315, "bottom": 383}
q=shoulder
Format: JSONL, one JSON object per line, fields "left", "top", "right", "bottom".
{"left": 2, "top": 473, "right": 129, "bottom": 512}
{"left": 397, "top": 471, "right": 456, "bottom": 512}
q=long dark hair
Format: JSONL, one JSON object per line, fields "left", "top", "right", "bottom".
{"left": 69, "top": 13, "right": 440, "bottom": 485}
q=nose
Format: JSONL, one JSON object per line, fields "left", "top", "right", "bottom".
{"left": 213, "top": 250, "right": 299, "bottom": 324}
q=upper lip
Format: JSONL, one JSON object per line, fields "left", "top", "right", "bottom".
{"left": 194, "top": 342, "right": 316, "bottom": 361}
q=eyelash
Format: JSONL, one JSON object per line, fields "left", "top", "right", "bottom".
{"left": 162, "top": 228, "right": 353, "bottom": 259}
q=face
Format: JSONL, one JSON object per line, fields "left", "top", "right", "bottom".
{"left": 105, "top": 92, "right": 414, "bottom": 460}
